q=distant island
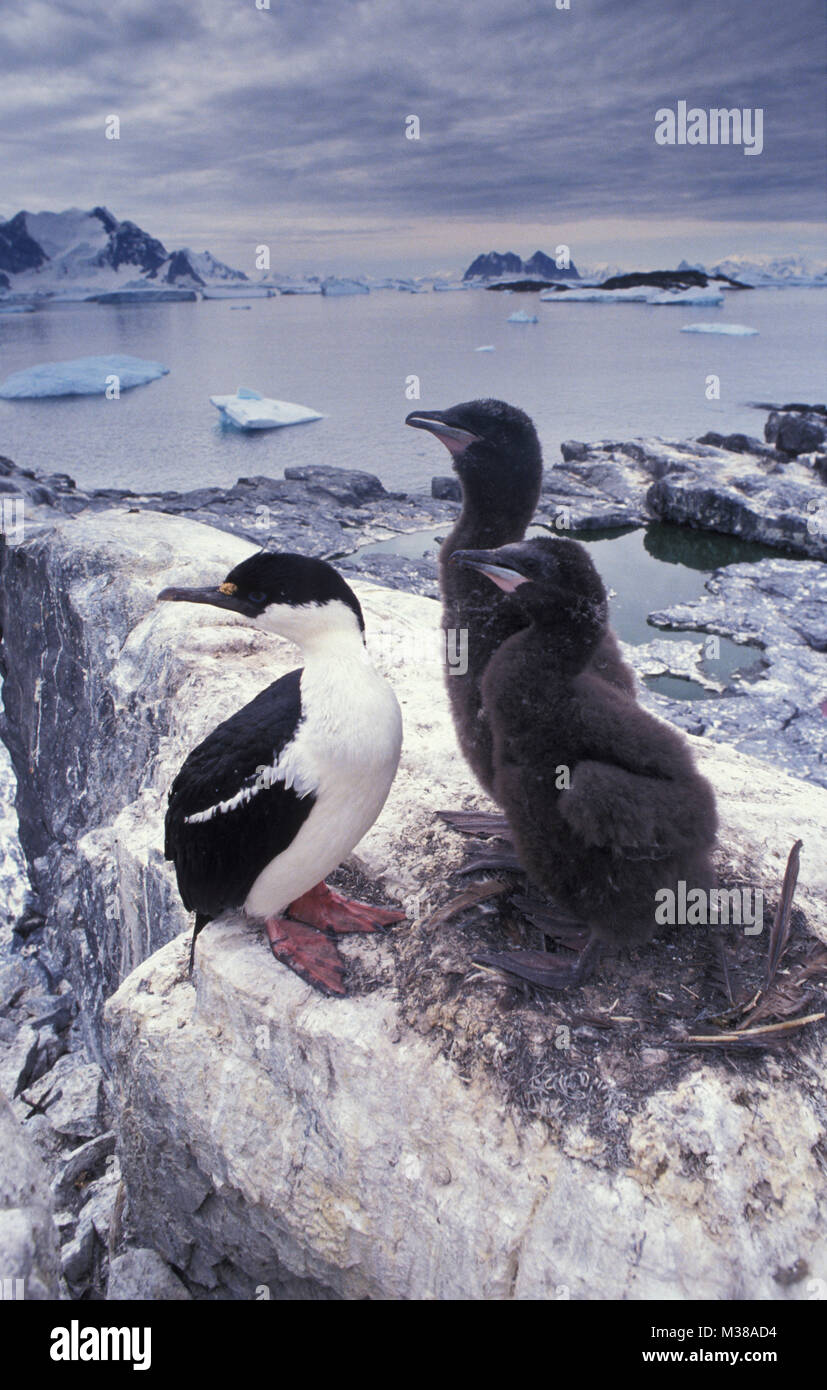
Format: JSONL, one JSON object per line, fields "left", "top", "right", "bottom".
{"left": 0, "top": 206, "right": 246, "bottom": 294}
{"left": 1, "top": 206, "right": 825, "bottom": 299}
{"left": 462, "top": 249, "right": 580, "bottom": 281}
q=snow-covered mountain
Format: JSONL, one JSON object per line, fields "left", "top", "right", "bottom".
{"left": 706, "top": 254, "right": 827, "bottom": 287}
{"left": 0, "top": 206, "right": 247, "bottom": 295}
{"left": 462, "top": 249, "right": 581, "bottom": 281}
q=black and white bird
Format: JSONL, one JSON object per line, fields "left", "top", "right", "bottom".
{"left": 451, "top": 537, "right": 719, "bottom": 988}
{"left": 158, "top": 551, "right": 404, "bottom": 996}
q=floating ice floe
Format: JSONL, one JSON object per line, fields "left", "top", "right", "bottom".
{"left": 0, "top": 303, "right": 36, "bottom": 314}
{"left": 321, "top": 278, "right": 369, "bottom": 296}
{"left": 507, "top": 310, "right": 539, "bottom": 323}
{"left": 201, "top": 286, "right": 274, "bottom": 299}
{"left": 91, "top": 289, "right": 199, "bottom": 303}
{"left": 475, "top": 345, "right": 496, "bottom": 352}
{"left": 539, "top": 285, "right": 725, "bottom": 305}
{"left": 540, "top": 286, "right": 653, "bottom": 302}
{"left": 273, "top": 281, "right": 322, "bottom": 294}
{"left": 680, "top": 323, "right": 759, "bottom": 336}
{"left": 648, "top": 289, "right": 725, "bottom": 306}
{"left": 210, "top": 388, "right": 324, "bottom": 430}
{"left": 0, "top": 354, "right": 169, "bottom": 398}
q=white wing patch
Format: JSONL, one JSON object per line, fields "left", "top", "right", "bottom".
{"left": 183, "top": 724, "right": 318, "bottom": 825}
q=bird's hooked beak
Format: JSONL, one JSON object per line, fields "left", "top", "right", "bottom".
{"left": 450, "top": 549, "right": 530, "bottom": 594}
{"left": 405, "top": 410, "right": 481, "bottom": 457}
{"left": 157, "top": 581, "right": 255, "bottom": 617}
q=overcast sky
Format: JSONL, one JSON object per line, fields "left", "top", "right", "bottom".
{"left": 1, "top": 0, "right": 825, "bottom": 274}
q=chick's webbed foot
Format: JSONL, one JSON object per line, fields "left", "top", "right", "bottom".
{"left": 287, "top": 882, "right": 405, "bottom": 934}
{"left": 438, "top": 810, "right": 513, "bottom": 840}
{"left": 474, "top": 935, "right": 602, "bottom": 990}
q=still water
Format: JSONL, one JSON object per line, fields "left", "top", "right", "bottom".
{"left": 0, "top": 288, "right": 824, "bottom": 493}
{"left": 358, "top": 522, "right": 775, "bottom": 702}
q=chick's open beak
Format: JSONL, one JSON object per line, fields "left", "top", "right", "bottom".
{"left": 450, "top": 550, "right": 529, "bottom": 594}
{"left": 405, "top": 410, "right": 481, "bottom": 457}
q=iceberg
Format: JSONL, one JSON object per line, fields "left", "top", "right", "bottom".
{"left": 90, "top": 288, "right": 199, "bottom": 303}
{"left": 0, "top": 354, "right": 169, "bottom": 398}
{"left": 210, "top": 388, "right": 323, "bottom": 430}
{"left": 0, "top": 303, "right": 35, "bottom": 313}
{"left": 680, "top": 323, "right": 759, "bottom": 336}
{"left": 320, "top": 278, "right": 369, "bottom": 296}
{"left": 507, "top": 310, "right": 538, "bottom": 323}
{"left": 539, "top": 286, "right": 653, "bottom": 302}
{"left": 475, "top": 345, "right": 496, "bottom": 352}
{"left": 540, "top": 284, "right": 727, "bottom": 306}
{"left": 648, "top": 289, "right": 725, "bottom": 306}
{"left": 273, "top": 281, "right": 322, "bottom": 294}
{"left": 201, "top": 286, "right": 275, "bottom": 299}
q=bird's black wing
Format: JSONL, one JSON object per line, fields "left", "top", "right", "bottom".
{"left": 164, "top": 668, "right": 317, "bottom": 918}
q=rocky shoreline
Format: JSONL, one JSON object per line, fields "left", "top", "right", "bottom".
{"left": 0, "top": 403, "right": 825, "bottom": 1298}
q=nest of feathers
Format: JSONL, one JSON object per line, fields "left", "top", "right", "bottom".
{"left": 331, "top": 838, "right": 827, "bottom": 1160}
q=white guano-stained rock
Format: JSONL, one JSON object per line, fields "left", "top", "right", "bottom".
{"left": 2, "top": 510, "right": 826, "bottom": 1299}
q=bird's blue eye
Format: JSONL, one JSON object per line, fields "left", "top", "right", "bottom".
{"left": 247, "top": 590, "right": 267, "bottom": 605}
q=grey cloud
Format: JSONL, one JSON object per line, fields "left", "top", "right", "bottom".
{"left": 0, "top": 0, "right": 824, "bottom": 265}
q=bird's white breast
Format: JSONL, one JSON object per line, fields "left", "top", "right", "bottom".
{"left": 244, "top": 651, "right": 402, "bottom": 918}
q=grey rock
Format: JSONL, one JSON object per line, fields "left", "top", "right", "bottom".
{"left": 646, "top": 472, "right": 824, "bottom": 558}
{"left": 0, "top": 454, "right": 455, "bottom": 567}
{"left": 545, "top": 433, "right": 826, "bottom": 556}
{"left": 0, "top": 1088, "right": 60, "bottom": 1297}
{"left": 0, "top": 1024, "right": 39, "bottom": 1097}
{"left": 39, "top": 1062, "right": 105, "bottom": 1140}
{"left": 765, "top": 410, "right": 827, "bottom": 456}
{"left": 79, "top": 1170, "right": 121, "bottom": 1242}
{"left": 339, "top": 552, "right": 439, "bottom": 599}
{"left": 646, "top": 559, "right": 827, "bottom": 786}
{"left": 52, "top": 1131, "right": 117, "bottom": 1207}
{"left": 60, "top": 1212, "right": 97, "bottom": 1283}
{"left": 29, "top": 1023, "right": 69, "bottom": 1081}
{"left": 431, "top": 475, "right": 462, "bottom": 502}
{"left": 560, "top": 440, "right": 591, "bottom": 462}
{"left": 107, "top": 1247, "right": 191, "bottom": 1301}
{"left": 282, "top": 464, "right": 387, "bottom": 504}
{"left": 54, "top": 1209, "right": 77, "bottom": 1242}
{"left": 9, "top": 1109, "right": 66, "bottom": 1169}
{"left": 696, "top": 431, "right": 779, "bottom": 458}
{"left": 20, "top": 1053, "right": 106, "bottom": 1139}
{"left": 0, "top": 959, "right": 36, "bottom": 1012}
{"left": 21, "top": 992, "right": 76, "bottom": 1032}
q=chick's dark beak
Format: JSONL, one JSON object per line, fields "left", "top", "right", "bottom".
{"left": 405, "top": 410, "right": 481, "bottom": 457}
{"left": 157, "top": 583, "right": 254, "bottom": 616}
{"left": 450, "top": 550, "right": 529, "bottom": 594}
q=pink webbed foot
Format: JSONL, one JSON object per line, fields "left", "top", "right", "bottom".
{"left": 287, "top": 882, "right": 406, "bottom": 934}
{"left": 265, "top": 916, "right": 347, "bottom": 996}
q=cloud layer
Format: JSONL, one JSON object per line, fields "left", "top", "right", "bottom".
{"left": 1, "top": 0, "right": 824, "bottom": 271}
